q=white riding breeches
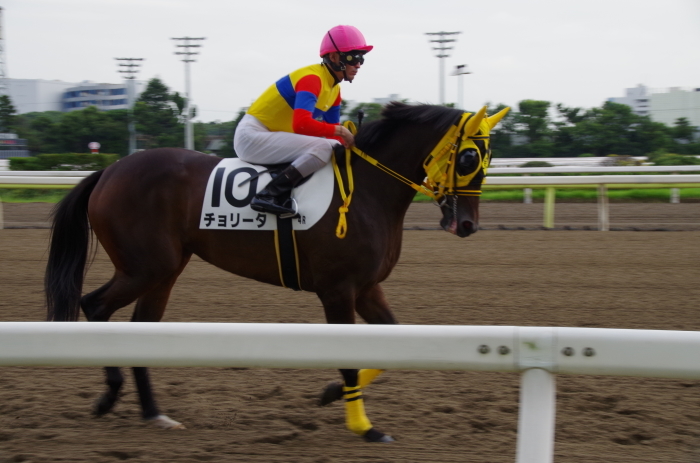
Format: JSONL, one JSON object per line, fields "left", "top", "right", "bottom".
{"left": 234, "top": 114, "right": 340, "bottom": 166}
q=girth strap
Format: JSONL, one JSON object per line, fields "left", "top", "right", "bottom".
{"left": 274, "top": 217, "right": 302, "bottom": 291}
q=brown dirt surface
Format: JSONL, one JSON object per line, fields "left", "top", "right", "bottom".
{"left": 1, "top": 202, "right": 700, "bottom": 462}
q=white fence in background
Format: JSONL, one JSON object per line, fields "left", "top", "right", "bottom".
{"left": 1, "top": 169, "right": 700, "bottom": 230}
{"left": 1, "top": 322, "right": 699, "bottom": 463}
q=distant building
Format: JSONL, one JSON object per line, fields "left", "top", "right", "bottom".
{"left": 7, "top": 78, "right": 78, "bottom": 113}
{"left": 63, "top": 81, "right": 145, "bottom": 112}
{"left": 0, "top": 133, "right": 29, "bottom": 159}
{"left": 609, "top": 84, "right": 700, "bottom": 127}
{"left": 372, "top": 94, "right": 402, "bottom": 105}
{"left": 6, "top": 78, "right": 145, "bottom": 114}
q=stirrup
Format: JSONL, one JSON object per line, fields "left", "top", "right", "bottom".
{"left": 279, "top": 198, "right": 299, "bottom": 219}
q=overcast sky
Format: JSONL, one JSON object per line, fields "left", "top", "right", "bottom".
{"left": 3, "top": 0, "right": 700, "bottom": 122}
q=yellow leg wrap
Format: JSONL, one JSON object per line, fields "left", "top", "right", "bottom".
{"left": 358, "top": 369, "right": 383, "bottom": 389}
{"left": 343, "top": 386, "right": 373, "bottom": 435}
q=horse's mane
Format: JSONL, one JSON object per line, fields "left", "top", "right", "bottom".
{"left": 355, "top": 102, "right": 463, "bottom": 152}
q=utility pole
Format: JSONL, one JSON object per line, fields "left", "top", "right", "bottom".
{"left": 452, "top": 64, "right": 472, "bottom": 110}
{"left": 172, "top": 36, "right": 205, "bottom": 151}
{"left": 425, "top": 31, "right": 461, "bottom": 105}
{"left": 115, "top": 58, "right": 144, "bottom": 155}
{"left": 0, "top": 7, "right": 8, "bottom": 96}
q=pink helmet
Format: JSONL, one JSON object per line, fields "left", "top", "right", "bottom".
{"left": 320, "top": 25, "right": 373, "bottom": 56}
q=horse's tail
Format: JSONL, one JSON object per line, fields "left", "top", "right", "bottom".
{"left": 45, "top": 170, "right": 104, "bottom": 321}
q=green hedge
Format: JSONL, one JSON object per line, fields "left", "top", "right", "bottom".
{"left": 9, "top": 153, "right": 119, "bottom": 171}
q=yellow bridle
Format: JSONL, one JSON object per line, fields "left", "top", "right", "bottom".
{"left": 331, "top": 106, "right": 509, "bottom": 238}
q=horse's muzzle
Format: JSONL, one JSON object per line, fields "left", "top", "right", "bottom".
{"left": 439, "top": 216, "right": 478, "bottom": 237}
{"left": 458, "top": 220, "right": 478, "bottom": 237}
{"left": 440, "top": 196, "right": 479, "bottom": 238}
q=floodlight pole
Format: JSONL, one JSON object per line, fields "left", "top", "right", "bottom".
{"left": 452, "top": 64, "right": 472, "bottom": 110}
{"left": 172, "top": 37, "right": 205, "bottom": 150}
{"left": 425, "top": 31, "right": 460, "bottom": 105}
{"left": 115, "top": 58, "right": 144, "bottom": 155}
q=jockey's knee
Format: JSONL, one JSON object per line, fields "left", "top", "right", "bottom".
{"left": 292, "top": 152, "right": 329, "bottom": 178}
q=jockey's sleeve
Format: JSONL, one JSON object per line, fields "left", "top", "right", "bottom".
{"left": 292, "top": 75, "right": 341, "bottom": 139}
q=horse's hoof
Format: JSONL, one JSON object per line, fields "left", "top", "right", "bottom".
{"left": 93, "top": 394, "right": 116, "bottom": 416}
{"left": 363, "top": 428, "right": 395, "bottom": 443}
{"left": 319, "top": 381, "right": 344, "bottom": 406}
{"left": 147, "top": 414, "right": 186, "bottom": 430}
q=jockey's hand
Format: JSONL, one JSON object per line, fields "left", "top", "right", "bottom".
{"left": 335, "top": 125, "right": 355, "bottom": 147}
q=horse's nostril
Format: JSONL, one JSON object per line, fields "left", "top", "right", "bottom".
{"left": 462, "top": 221, "right": 476, "bottom": 233}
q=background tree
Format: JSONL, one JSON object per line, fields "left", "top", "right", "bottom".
{"left": 54, "top": 106, "right": 129, "bottom": 155}
{"left": 133, "top": 78, "right": 183, "bottom": 148}
{"left": 343, "top": 102, "right": 383, "bottom": 125}
{"left": 484, "top": 102, "right": 514, "bottom": 158}
{"left": 668, "top": 117, "right": 700, "bottom": 155}
{"left": 0, "top": 95, "right": 17, "bottom": 132}
{"left": 511, "top": 99, "right": 555, "bottom": 157}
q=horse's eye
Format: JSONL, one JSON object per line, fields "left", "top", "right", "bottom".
{"left": 457, "top": 149, "right": 479, "bottom": 176}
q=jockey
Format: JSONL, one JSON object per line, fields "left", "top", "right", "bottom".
{"left": 234, "top": 25, "right": 372, "bottom": 215}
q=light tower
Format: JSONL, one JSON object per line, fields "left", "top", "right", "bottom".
{"left": 425, "top": 31, "right": 461, "bottom": 105}
{"left": 452, "top": 64, "right": 472, "bottom": 110}
{"left": 115, "top": 58, "right": 144, "bottom": 155}
{"left": 171, "top": 36, "right": 205, "bottom": 150}
{"left": 0, "top": 7, "right": 8, "bottom": 96}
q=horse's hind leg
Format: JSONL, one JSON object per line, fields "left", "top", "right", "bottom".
{"left": 81, "top": 254, "right": 190, "bottom": 426}
{"left": 128, "top": 264, "right": 190, "bottom": 430}
{"left": 81, "top": 274, "right": 157, "bottom": 417}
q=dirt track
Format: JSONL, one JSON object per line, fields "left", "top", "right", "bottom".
{"left": 1, "top": 202, "right": 700, "bottom": 462}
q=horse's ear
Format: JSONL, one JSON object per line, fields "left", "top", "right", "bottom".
{"left": 464, "top": 106, "right": 488, "bottom": 137}
{"left": 487, "top": 107, "right": 511, "bottom": 129}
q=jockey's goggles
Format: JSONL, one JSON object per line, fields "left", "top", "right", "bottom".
{"left": 340, "top": 51, "right": 365, "bottom": 66}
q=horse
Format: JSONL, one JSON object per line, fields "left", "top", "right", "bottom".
{"left": 44, "top": 102, "right": 509, "bottom": 442}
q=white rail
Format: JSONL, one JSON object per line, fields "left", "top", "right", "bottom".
{"left": 1, "top": 171, "right": 699, "bottom": 230}
{"left": 486, "top": 174, "right": 700, "bottom": 185}
{"left": 1, "top": 322, "right": 699, "bottom": 463}
{"left": 489, "top": 165, "right": 700, "bottom": 174}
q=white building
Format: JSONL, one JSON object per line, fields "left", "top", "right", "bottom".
{"left": 647, "top": 87, "right": 700, "bottom": 128}
{"left": 6, "top": 78, "right": 78, "bottom": 113}
{"left": 6, "top": 78, "right": 145, "bottom": 114}
{"left": 372, "top": 94, "right": 402, "bottom": 105}
{"left": 63, "top": 81, "right": 145, "bottom": 112}
{"left": 609, "top": 84, "right": 700, "bottom": 127}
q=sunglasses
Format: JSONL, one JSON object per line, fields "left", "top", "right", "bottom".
{"left": 342, "top": 52, "right": 365, "bottom": 66}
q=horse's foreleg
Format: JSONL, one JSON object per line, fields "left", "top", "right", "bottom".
{"left": 339, "top": 369, "right": 393, "bottom": 442}
{"left": 320, "top": 284, "right": 397, "bottom": 406}
{"left": 318, "top": 287, "right": 394, "bottom": 443}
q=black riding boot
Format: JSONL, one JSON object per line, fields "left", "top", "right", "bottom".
{"left": 250, "top": 165, "right": 304, "bottom": 216}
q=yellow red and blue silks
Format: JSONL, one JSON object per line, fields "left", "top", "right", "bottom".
{"left": 247, "top": 64, "right": 343, "bottom": 142}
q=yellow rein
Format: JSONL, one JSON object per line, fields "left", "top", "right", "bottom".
{"left": 331, "top": 114, "right": 479, "bottom": 239}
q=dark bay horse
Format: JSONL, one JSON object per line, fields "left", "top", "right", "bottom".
{"left": 45, "top": 102, "right": 508, "bottom": 442}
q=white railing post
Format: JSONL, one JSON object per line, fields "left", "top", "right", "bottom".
{"left": 516, "top": 368, "right": 556, "bottom": 463}
{"left": 671, "top": 188, "right": 680, "bottom": 204}
{"left": 597, "top": 184, "right": 609, "bottom": 231}
{"left": 523, "top": 174, "right": 532, "bottom": 204}
{"left": 543, "top": 187, "right": 555, "bottom": 228}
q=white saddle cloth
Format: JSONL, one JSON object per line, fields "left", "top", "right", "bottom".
{"left": 199, "top": 158, "right": 334, "bottom": 231}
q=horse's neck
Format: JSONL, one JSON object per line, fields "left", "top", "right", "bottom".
{"left": 354, "top": 126, "right": 435, "bottom": 221}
